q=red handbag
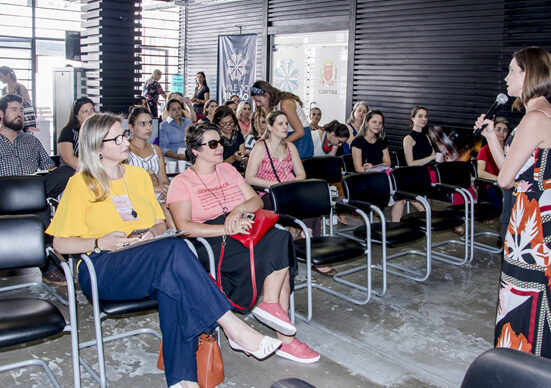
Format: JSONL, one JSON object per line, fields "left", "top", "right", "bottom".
{"left": 215, "top": 209, "right": 279, "bottom": 310}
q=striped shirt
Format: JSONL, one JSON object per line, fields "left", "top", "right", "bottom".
{"left": 127, "top": 146, "right": 161, "bottom": 178}
{"left": 0, "top": 131, "right": 54, "bottom": 176}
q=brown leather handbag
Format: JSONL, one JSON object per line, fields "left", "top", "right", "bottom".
{"left": 157, "top": 333, "right": 224, "bottom": 388}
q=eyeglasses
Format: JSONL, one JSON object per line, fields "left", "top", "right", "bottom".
{"left": 201, "top": 139, "right": 223, "bottom": 149}
{"left": 102, "top": 129, "right": 131, "bottom": 145}
{"left": 250, "top": 86, "right": 265, "bottom": 96}
{"left": 495, "top": 126, "right": 509, "bottom": 133}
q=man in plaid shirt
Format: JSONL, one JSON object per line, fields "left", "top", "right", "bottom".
{"left": 0, "top": 94, "right": 72, "bottom": 198}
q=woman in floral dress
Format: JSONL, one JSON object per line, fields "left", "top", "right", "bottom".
{"left": 476, "top": 47, "right": 551, "bottom": 358}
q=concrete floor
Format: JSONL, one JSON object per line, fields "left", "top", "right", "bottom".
{"left": 0, "top": 216, "right": 502, "bottom": 388}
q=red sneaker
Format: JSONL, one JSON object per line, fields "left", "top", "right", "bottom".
{"left": 251, "top": 301, "right": 296, "bottom": 336}
{"left": 276, "top": 338, "right": 320, "bottom": 363}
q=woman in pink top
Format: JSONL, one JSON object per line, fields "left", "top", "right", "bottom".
{"left": 167, "top": 122, "right": 319, "bottom": 364}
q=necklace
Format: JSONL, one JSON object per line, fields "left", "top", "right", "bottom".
{"left": 192, "top": 166, "right": 229, "bottom": 215}
{"left": 119, "top": 165, "right": 138, "bottom": 218}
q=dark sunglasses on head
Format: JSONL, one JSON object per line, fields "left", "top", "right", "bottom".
{"left": 250, "top": 86, "right": 265, "bottom": 96}
{"left": 201, "top": 139, "right": 223, "bottom": 149}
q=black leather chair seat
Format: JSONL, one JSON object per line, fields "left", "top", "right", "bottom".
{"left": 0, "top": 298, "right": 65, "bottom": 348}
{"left": 294, "top": 237, "right": 365, "bottom": 265}
{"left": 402, "top": 210, "right": 464, "bottom": 231}
{"left": 85, "top": 296, "right": 158, "bottom": 316}
{"left": 447, "top": 203, "right": 502, "bottom": 222}
{"left": 461, "top": 348, "right": 551, "bottom": 388}
{"left": 353, "top": 222, "right": 426, "bottom": 248}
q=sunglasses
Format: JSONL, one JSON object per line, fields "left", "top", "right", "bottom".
{"left": 102, "top": 129, "right": 131, "bottom": 145}
{"left": 201, "top": 139, "right": 223, "bottom": 149}
{"left": 250, "top": 86, "right": 265, "bottom": 96}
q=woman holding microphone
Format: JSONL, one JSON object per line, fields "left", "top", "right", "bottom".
{"left": 475, "top": 46, "right": 551, "bottom": 358}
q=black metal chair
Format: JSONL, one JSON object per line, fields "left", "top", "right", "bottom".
{"left": 77, "top": 237, "right": 216, "bottom": 387}
{"left": 0, "top": 215, "right": 80, "bottom": 387}
{"left": 302, "top": 155, "right": 343, "bottom": 184}
{"left": 393, "top": 165, "right": 472, "bottom": 266}
{"left": 438, "top": 161, "right": 504, "bottom": 254}
{"left": 340, "top": 154, "right": 355, "bottom": 174}
{"left": 0, "top": 175, "right": 69, "bottom": 305}
{"left": 461, "top": 348, "right": 551, "bottom": 388}
{"left": 270, "top": 179, "right": 371, "bottom": 322}
{"left": 338, "top": 172, "right": 430, "bottom": 293}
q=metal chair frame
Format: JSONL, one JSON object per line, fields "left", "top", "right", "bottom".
{"left": 271, "top": 180, "right": 372, "bottom": 323}
{"left": 0, "top": 243, "right": 80, "bottom": 388}
{"left": 77, "top": 237, "right": 215, "bottom": 388}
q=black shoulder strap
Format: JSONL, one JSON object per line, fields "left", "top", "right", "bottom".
{"left": 263, "top": 141, "right": 281, "bottom": 182}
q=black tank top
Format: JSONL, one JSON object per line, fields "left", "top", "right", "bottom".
{"left": 408, "top": 130, "right": 433, "bottom": 161}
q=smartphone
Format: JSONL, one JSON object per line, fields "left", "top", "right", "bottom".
{"left": 128, "top": 228, "right": 149, "bottom": 238}
{"left": 243, "top": 212, "right": 256, "bottom": 221}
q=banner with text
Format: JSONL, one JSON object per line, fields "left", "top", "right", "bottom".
{"left": 217, "top": 34, "right": 257, "bottom": 104}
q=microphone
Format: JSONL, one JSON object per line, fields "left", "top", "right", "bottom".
{"left": 473, "top": 93, "right": 509, "bottom": 136}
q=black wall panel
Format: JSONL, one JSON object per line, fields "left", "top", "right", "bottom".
{"left": 183, "top": 0, "right": 264, "bottom": 99}
{"left": 351, "top": 0, "right": 551, "bottom": 150}
{"left": 81, "top": 0, "right": 141, "bottom": 114}
{"left": 352, "top": 0, "right": 505, "bottom": 149}
{"left": 267, "top": 0, "right": 352, "bottom": 32}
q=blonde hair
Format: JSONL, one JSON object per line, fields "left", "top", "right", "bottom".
{"left": 236, "top": 100, "right": 251, "bottom": 122}
{"left": 260, "top": 110, "right": 287, "bottom": 149}
{"left": 78, "top": 113, "right": 122, "bottom": 202}
{"left": 147, "top": 69, "right": 162, "bottom": 83}
{"left": 347, "top": 101, "right": 369, "bottom": 123}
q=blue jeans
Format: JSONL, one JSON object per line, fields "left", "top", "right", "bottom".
{"left": 78, "top": 238, "right": 232, "bottom": 386}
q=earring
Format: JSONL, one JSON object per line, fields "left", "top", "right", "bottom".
{"left": 99, "top": 153, "right": 103, "bottom": 160}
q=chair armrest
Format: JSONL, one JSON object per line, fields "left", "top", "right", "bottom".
{"left": 343, "top": 199, "right": 376, "bottom": 214}
{"left": 46, "top": 246, "right": 69, "bottom": 265}
{"left": 334, "top": 199, "right": 370, "bottom": 215}
{"left": 473, "top": 177, "right": 497, "bottom": 187}
{"left": 251, "top": 185, "right": 269, "bottom": 193}
{"left": 275, "top": 213, "right": 300, "bottom": 228}
{"left": 394, "top": 190, "right": 423, "bottom": 201}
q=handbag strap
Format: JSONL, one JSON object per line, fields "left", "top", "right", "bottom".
{"left": 215, "top": 235, "right": 257, "bottom": 310}
{"left": 263, "top": 140, "right": 281, "bottom": 182}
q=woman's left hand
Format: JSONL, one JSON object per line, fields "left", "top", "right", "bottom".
{"left": 224, "top": 208, "right": 253, "bottom": 234}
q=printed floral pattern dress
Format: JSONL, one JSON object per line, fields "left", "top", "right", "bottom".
{"left": 496, "top": 143, "right": 551, "bottom": 358}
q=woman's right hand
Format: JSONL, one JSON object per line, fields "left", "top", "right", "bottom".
{"left": 474, "top": 114, "right": 495, "bottom": 138}
{"left": 97, "top": 231, "right": 140, "bottom": 251}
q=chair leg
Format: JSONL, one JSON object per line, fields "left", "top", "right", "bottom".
{"left": 0, "top": 359, "right": 61, "bottom": 388}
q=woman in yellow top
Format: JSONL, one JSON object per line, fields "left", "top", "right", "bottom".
{"left": 45, "top": 113, "right": 280, "bottom": 388}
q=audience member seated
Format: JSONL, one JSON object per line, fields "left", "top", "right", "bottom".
{"left": 47, "top": 113, "right": 281, "bottom": 388}
{"left": 351, "top": 110, "right": 391, "bottom": 172}
{"left": 312, "top": 120, "right": 350, "bottom": 157}
{"left": 477, "top": 117, "right": 510, "bottom": 210}
{"left": 58, "top": 97, "right": 95, "bottom": 173}
{"left": 159, "top": 98, "right": 193, "bottom": 161}
{"left": 244, "top": 111, "right": 329, "bottom": 276}
{"left": 199, "top": 99, "right": 217, "bottom": 123}
{"left": 342, "top": 101, "right": 368, "bottom": 155}
{"left": 213, "top": 105, "right": 247, "bottom": 170}
{"left": 191, "top": 71, "right": 209, "bottom": 116}
{"left": 127, "top": 106, "right": 176, "bottom": 230}
{"left": 0, "top": 94, "right": 72, "bottom": 199}
{"left": 403, "top": 106, "right": 436, "bottom": 166}
{"left": 161, "top": 92, "right": 197, "bottom": 123}
{"left": 229, "top": 94, "right": 240, "bottom": 105}
{"left": 245, "top": 107, "right": 267, "bottom": 152}
{"left": 142, "top": 69, "right": 167, "bottom": 118}
{"left": 309, "top": 106, "right": 322, "bottom": 132}
{"left": 133, "top": 96, "right": 151, "bottom": 114}
{"left": 167, "top": 122, "right": 319, "bottom": 364}
{"left": 251, "top": 80, "right": 314, "bottom": 159}
{"left": 224, "top": 99, "right": 238, "bottom": 115}
{"left": 237, "top": 101, "right": 252, "bottom": 136}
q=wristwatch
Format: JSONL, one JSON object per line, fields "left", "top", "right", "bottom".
{"left": 93, "top": 238, "right": 101, "bottom": 254}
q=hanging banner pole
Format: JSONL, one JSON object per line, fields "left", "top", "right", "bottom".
{"left": 217, "top": 34, "right": 258, "bottom": 104}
